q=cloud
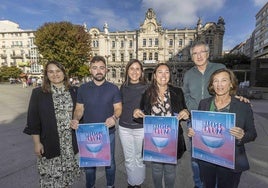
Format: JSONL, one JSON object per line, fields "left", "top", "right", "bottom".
{"left": 141, "top": 0, "right": 225, "bottom": 27}
{"left": 86, "top": 7, "right": 130, "bottom": 30}
{"left": 252, "top": 0, "right": 267, "bottom": 7}
{"left": 44, "top": 0, "right": 81, "bottom": 15}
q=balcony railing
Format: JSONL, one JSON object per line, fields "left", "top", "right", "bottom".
{"left": 10, "top": 54, "right": 23, "bottom": 59}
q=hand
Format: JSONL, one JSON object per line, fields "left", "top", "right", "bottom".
{"left": 235, "top": 95, "right": 250, "bottom": 104}
{"left": 133, "top": 109, "right": 145, "bottom": 118}
{"left": 178, "top": 109, "right": 190, "bottom": 120}
{"left": 34, "top": 142, "right": 44, "bottom": 158}
{"left": 187, "top": 127, "right": 195, "bottom": 137}
{"left": 105, "top": 116, "right": 116, "bottom": 128}
{"left": 230, "top": 127, "right": 245, "bottom": 140}
{"left": 70, "top": 119, "right": 79, "bottom": 129}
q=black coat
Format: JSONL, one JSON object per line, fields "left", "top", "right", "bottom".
{"left": 198, "top": 96, "right": 257, "bottom": 172}
{"left": 23, "top": 86, "right": 79, "bottom": 159}
{"left": 138, "top": 84, "right": 188, "bottom": 159}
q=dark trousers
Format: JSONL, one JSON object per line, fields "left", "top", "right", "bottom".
{"left": 199, "top": 160, "right": 242, "bottom": 188}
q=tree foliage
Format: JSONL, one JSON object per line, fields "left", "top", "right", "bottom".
{"left": 214, "top": 53, "right": 250, "bottom": 69}
{"left": 34, "top": 21, "right": 91, "bottom": 76}
{"left": 0, "top": 66, "right": 22, "bottom": 81}
{"left": 76, "top": 64, "right": 91, "bottom": 79}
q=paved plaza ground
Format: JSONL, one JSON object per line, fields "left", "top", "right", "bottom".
{"left": 0, "top": 83, "right": 267, "bottom": 188}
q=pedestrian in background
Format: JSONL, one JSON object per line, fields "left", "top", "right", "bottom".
{"left": 119, "top": 59, "right": 148, "bottom": 188}
{"left": 133, "top": 63, "right": 189, "bottom": 188}
{"left": 70, "top": 55, "right": 122, "bottom": 188}
{"left": 188, "top": 68, "right": 257, "bottom": 188}
{"left": 23, "top": 61, "right": 81, "bottom": 187}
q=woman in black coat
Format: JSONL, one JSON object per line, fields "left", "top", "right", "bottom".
{"left": 23, "top": 61, "right": 81, "bottom": 187}
{"left": 188, "top": 68, "right": 257, "bottom": 188}
{"left": 133, "top": 63, "right": 189, "bottom": 188}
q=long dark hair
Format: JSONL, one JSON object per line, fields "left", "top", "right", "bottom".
{"left": 147, "top": 63, "right": 172, "bottom": 105}
{"left": 122, "top": 59, "right": 147, "bottom": 86}
{"left": 42, "top": 61, "right": 70, "bottom": 93}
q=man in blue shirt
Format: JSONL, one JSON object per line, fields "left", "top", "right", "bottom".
{"left": 71, "top": 55, "right": 122, "bottom": 188}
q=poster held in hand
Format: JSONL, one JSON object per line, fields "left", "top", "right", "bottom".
{"left": 143, "top": 115, "right": 179, "bottom": 164}
{"left": 191, "top": 110, "right": 236, "bottom": 169}
{"left": 76, "top": 123, "right": 111, "bottom": 167}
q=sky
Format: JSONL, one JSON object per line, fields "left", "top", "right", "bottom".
{"left": 0, "top": 0, "right": 267, "bottom": 51}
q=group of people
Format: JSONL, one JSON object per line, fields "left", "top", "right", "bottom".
{"left": 21, "top": 77, "right": 43, "bottom": 88}
{"left": 23, "top": 41, "right": 257, "bottom": 188}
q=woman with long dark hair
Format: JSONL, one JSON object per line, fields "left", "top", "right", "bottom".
{"left": 133, "top": 63, "right": 189, "bottom": 188}
{"left": 119, "top": 59, "right": 148, "bottom": 188}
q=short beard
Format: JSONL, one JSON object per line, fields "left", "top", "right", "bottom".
{"left": 92, "top": 75, "right": 105, "bottom": 82}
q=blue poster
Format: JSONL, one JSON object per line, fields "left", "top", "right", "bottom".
{"left": 191, "top": 110, "right": 236, "bottom": 169}
{"left": 76, "top": 123, "right": 111, "bottom": 167}
{"left": 143, "top": 115, "right": 179, "bottom": 164}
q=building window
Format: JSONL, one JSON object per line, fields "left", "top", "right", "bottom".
{"left": 154, "top": 52, "right": 158, "bottom": 61}
{"left": 189, "top": 39, "right": 193, "bottom": 45}
{"left": 149, "top": 52, "right": 153, "bottom": 60}
{"left": 143, "top": 39, "right": 146, "bottom": 47}
{"left": 169, "top": 39, "right": 173, "bottom": 46}
{"left": 143, "top": 52, "right": 147, "bottom": 60}
{"left": 209, "top": 39, "right": 213, "bottom": 44}
{"left": 112, "top": 69, "right": 116, "bottom": 78}
{"left": 93, "top": 40, "right": 98, "bottom": 48}
{"left": 155, "top": 38, "right": 159, "bottom": 46}
{"left": 121, "top": 40, "right": 124, "bottom": 48}
{"left": 129, "top": 53, "right": 133, "bottom": 60}
{"left": 169, "top": 52, "right": 173, "bottom": 61}
{"left": 112, "top": 41, "right": 115, "bottom": 48}
{"left": 129, "top": 40, "right": 133, "bottom": 48}
{"left": 179, "top": 39, "right": 183, "bottom": 46}
{"left": 120, "top": 53, "right": 124, "bottom": 62}
{"left": 120, "top": 68, "right": 124, "bottom": 78}
{"left": 149, "top": 38, "right": 152, "bottom": 47}
{"left": 112, "top": 53, "right": 115, "bottom": 62}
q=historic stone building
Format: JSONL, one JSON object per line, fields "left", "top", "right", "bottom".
{"left": 0, "top": 20, "right": 42, "bottom": 76}
{"left": 88, "top": 8, "right": 225, "bottom": 86}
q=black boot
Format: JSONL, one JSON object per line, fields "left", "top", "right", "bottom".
{"left": 127, "top": 184, "right": 135, "bottom": 188}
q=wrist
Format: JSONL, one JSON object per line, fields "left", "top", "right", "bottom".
{"left": 112, "top": 115, "right": 118, "bottom": 121}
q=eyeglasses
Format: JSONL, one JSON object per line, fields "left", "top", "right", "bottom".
{"left": 192, "top": 51, "right": 208, "bottom": 57}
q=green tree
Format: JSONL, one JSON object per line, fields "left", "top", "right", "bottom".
{"left": 214, "top": 53, "right": 250, "bottom": 69}
{"left": 0, "top": 66, "right": 22, "bottom": 81}
{"left": 76, "top": 64, "right": 91, "bottom": 79}
{"left": 34, "top": 21, "right": 91, "bottom": 76}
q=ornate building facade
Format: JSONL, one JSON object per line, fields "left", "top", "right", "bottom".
{"left": 88, "top": 8, "right": 225, "bottom": 86}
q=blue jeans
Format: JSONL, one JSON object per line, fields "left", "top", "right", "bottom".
{"left": 151, "top": 162, "right": 176, "bottom": 188}
{"left": 85, "top": 132, "right": 116, "bottom": 188}
{"left": 188, "top": 120, "right": 203, "bottom": 188}
{"left": 192, "top": 159, "right": 203, "bottom": 188}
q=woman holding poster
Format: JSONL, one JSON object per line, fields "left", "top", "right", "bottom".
{"left": 133, "top": 63, "right": 189, "bottom": 188}
{"left": 188, "top": 68, "right": 257, "bottom": 188}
